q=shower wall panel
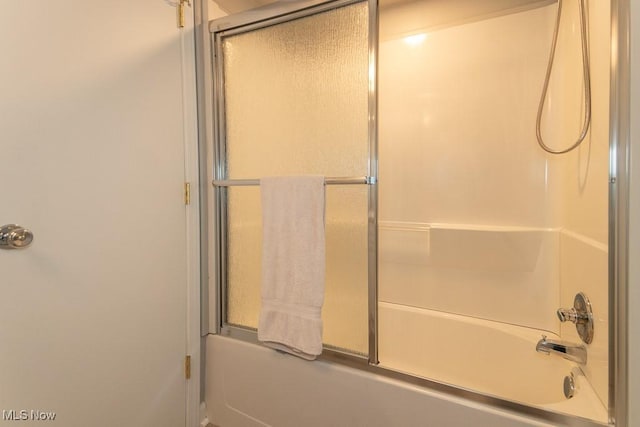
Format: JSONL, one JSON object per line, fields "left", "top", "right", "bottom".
{"left": 551, "top": 0, "right": 611, "bottom": 408}
{"left": 378, "top": 3, "right": 560, "bottom": 331}
{"left": 378, "top": 0, "right": 611, "bottom": 409}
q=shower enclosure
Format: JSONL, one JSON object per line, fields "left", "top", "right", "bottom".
{"left": 206, "top": 0, "right": 618, "bottom": 425}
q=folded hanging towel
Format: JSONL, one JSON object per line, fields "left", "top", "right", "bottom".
{"left": 258, "top": 176, "right": 326, "bottom": 360}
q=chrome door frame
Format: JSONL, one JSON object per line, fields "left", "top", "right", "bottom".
{"left": 609, "top": 0, "right": 630, "bottom": 425}
{"left": 209, "top": 0, "right": 379, "bottom": 365}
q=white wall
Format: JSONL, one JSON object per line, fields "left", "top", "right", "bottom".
{"left": 211, "top": 0, "right": 263, "bottom": 15}
{"left": 208, "top": 0, "right": 227, "bottom": 17}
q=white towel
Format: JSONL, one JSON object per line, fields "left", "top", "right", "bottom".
{"left": 258, "top": 176, "right": 326, "bottom": 360}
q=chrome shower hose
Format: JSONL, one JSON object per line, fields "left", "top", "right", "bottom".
{"left": 536, "top": 0, "right": 591, "bottom": 154}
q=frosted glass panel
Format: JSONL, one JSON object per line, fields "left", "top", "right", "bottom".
{"left": 222, "top": 2, "right": 369, "bottom": 178}
{"left": 227, "top": 186, "right": 369, "bottom": 355}
{"left": 323, "top": 185, "right": 369, "bottom": 354}
{"left": 226, "top": 187, "right": 262, "bottom": 330}
{"left": 221, "top": 2, "right": 370, "bottom": 356}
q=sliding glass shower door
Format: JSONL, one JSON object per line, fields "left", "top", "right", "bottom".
{"left": 208, "top": 0, "right": 618, "bottom": 424}
{"left": 211, "top": 0, "right": 374, "bottom": 356}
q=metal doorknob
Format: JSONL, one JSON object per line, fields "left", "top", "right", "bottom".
{"left": 0, "top": 224, "right": 34, "bottom": 249}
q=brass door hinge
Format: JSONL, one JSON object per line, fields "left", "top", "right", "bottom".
{"left": 184, "top": 182, "right": 191, "bottom": 205}
{"left": 177, "top": 0, "right": 191, "bottom": 28}
{"left": 185, "top": 355, "right": 191, "bottom": 379}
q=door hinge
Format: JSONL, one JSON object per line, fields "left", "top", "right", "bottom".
{"left": 184, "top": 182, "right": 191, "bottom": 205}
{"left": 185, "top": 355, "right": 191, "bottom": 379}
{"left": 177, "top": 0, "right": 191, "bottom": 28}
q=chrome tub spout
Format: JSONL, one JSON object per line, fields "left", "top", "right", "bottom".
{"left": 535, "top": 336, "right": 587, "bottom": 364}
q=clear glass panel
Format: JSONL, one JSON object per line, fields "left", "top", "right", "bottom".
{"left": 222, "top": 2, "right": 370, "bottom": 356}
{"left": 227, "top": 185, "right": 369, "bottom": 355}
{"left": 222, "top": 2, "right": 369, "bottom": 178}
{"left": 378, "top": 0, "right": 609, "bottom": 422}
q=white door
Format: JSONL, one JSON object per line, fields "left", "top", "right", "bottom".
{"left": 0, "top": 2, "right": 192, "bottom": 426}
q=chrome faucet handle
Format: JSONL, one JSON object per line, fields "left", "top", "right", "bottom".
{"left": 557, "top": 307, "right": 580, "bottom": 324}
{"left": 557, "top": 292, "right": 594, "bottom": 344}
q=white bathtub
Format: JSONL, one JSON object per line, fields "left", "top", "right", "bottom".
{"left": 205, "top": 334, "right": 607, "bottom": 427}
{"left": 379, "top": 302, "right": 608, "bottom": 423}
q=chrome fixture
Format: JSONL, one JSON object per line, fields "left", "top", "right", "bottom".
{"left": 536, "top": 335, "right": 587, "bottom": 364}
{"left": 212, "top": 176, "right": 376, "bottom": 187}
{"left": 557, "top": 292, "right": 594, "bottom": 344}
{"left": 563, "top": 373, "right": 576, "bottom": 399}
{"left": 0, "top": 224, "right": 34, "bottom": 249}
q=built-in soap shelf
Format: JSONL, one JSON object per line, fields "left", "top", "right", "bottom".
{"left": 378, "top": 221, "right": 550, "bottom": 273}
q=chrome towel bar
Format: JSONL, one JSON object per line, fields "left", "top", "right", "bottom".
{"left": 212, "top": 176, "right": 376, "bottom": 187}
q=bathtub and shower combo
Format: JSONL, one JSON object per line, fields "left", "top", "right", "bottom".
{"left": 202, "top": 0, "right": 623, "bottom": 425}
